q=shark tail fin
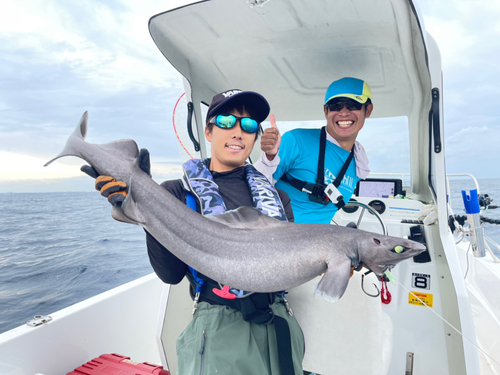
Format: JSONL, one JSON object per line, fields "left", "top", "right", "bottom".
{"left": 314, "top": 258, "right": 352, "bottom": 302}
{"left": 44, "top": 111, "right": 88, "bottom": 167}
{"left": 112, "top": 177, "right": 146, "bottom": 225}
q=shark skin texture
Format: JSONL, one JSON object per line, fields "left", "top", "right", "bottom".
{"left": 45, "top": 112, "right": 426, "bottom": 302}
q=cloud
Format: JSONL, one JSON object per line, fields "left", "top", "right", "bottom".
{"left": 0, "top": 0, "right": 190, "bottom": 193}
{"left": 2, "top": 0, "right": 500, "bottom": 193}
{"left": 0, "top": 0, "right": 179, "bottom": 92}
{"left": 418, "top": 0, "right": 500, "bottom": 178}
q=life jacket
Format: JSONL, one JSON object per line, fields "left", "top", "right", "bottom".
{"left": 181, "top": 158, "right": 288, "bottom": 222}
{"left": 181, "top": 157, "right": 288, "bottom": 298}
{"left": 181, "top": 158, "right": 295, "bottom": 374}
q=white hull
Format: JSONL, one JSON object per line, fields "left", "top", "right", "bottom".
{"left": 1, "top": 238, "right": 499, "bottom": 374}
{"left": 457, "top": 241, "right": 500, "bottom": 374}
{"left": 0, "top": 274, "right": 164, "bottom": 375}
{"left": 2, "top": 1, "right": 500, "bottom": 374}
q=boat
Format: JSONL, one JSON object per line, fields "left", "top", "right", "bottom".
{"left": 1, "top": 0, "right": 499, "bottom": 374}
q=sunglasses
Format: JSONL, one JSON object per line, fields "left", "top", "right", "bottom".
{"left": 326, "top": 100, "right": 364, "bottom": 112}
{"left": 209, "top": 114, "right": 260, "bottom": 134}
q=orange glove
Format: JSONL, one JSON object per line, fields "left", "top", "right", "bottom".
{"left": 95, "top": 176, "right": 128, "bottom": 205}
{"left": 81, "top": 148, "right": 151, "bottom": 205}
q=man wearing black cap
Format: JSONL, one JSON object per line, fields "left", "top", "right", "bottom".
{"left": 86, "top": 89, "right": 305, "bottom": 375}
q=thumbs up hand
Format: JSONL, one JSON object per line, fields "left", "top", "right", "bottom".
{"left": 260, "top": 114, "right": 280, "bottom": 161}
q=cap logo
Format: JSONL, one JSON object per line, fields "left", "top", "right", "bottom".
{"left": 356, "top": 95, "right": 362, "bottom": 100}
{"left": 222, "top": 89, "right": 242, "bottom": 98}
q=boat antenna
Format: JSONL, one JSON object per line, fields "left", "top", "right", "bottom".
{"left": 172, "top": 92, "right": 196, "bottom": 159}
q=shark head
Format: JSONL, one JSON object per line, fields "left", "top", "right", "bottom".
{"left": 356, "top": 232, "right": 427, "bottom": 275}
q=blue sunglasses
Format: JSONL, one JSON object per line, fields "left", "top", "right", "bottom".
{"left": 209, "top": 114, "right": 260, "bottom": 134}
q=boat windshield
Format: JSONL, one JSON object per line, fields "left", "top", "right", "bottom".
{"left": 246, "top": 115, "right": 411, "bottom": 187}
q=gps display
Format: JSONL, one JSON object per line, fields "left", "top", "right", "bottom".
{"left": 355, "top": 179, "right": 403, "bottom": 198}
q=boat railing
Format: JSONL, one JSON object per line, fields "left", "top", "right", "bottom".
{"left": 445, "top": 174, "right": 481, "bottom": 210}
{"left": 369, "top": 173, "right": 481, "bottom": 207}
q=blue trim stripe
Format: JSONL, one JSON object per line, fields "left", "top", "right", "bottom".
{"left": 389, "top": 207, "right": 420, "bottom": 212}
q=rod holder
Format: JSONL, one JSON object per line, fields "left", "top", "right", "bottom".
{"left": 462, "top": 189, "right": 486, "bottom": 258}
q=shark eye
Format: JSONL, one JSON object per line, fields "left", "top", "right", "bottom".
{"left": 373, "top": 238, "right": 381, "bottom": 245}
{"left": 393, "top": 245, "right": 406, "bottom": 253}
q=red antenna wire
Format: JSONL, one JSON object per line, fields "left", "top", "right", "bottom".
{"left": 172, "top": 92, "right": 193, "bottom": 159}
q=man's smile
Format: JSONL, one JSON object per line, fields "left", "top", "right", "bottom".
{"left": 226, "top": 143, "right": 244, "bottom": 151}
{"left": 336, "top": 120, "right": 354, "bottom": 128}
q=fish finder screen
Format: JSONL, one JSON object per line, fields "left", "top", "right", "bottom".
{"left": 358, "top": 181, "right": 396, "bottom": 198}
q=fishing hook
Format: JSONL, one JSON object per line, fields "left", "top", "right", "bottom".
{"left": 361, "top": 270, "right": 380, "bottom": 298}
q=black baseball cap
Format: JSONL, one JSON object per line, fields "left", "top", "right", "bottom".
{"left": 206, "top": 89, "right": 270, "bottom": 124}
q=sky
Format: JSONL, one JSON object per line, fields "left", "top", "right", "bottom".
{"left": 1, "top": 0, "right": 499, "bottom": 193}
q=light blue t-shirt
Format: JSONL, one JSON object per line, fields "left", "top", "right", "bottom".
{"left": 273, "top": 128, "right": 360, "bottom": 224}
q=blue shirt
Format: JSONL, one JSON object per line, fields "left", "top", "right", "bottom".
{"left": 273, "top": 128, "right": 360, "bottom": 224}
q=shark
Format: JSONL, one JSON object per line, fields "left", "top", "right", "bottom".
{"left": 45, "top": 112, "right": 426, "bottom": 302}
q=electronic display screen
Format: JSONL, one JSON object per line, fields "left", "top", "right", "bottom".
{"left": 358, "top": 181, "right": 396, "bottom": 198}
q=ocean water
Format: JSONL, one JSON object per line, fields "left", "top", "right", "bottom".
{"left": 0, "top": 192, "right": 151, "bottom": 334}
{"left": 1, "top": 179, "right": 500, "bottom": 334}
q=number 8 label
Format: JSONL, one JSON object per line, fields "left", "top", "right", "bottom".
{"left": 412, "top": 273, "right": 430, "bottom": 290}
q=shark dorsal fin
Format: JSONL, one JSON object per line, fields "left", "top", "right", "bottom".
{"left": 206, "top": 206, "right": 289, "bottom": 230}
{"left": 96, "top": 139, "right": 139, "bottom": 162}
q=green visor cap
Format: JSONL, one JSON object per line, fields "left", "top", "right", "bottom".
{"left": 325, "top": 77, "right": 372, "bottom": 105}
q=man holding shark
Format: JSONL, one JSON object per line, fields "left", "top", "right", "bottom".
{"left": 83, "top": 90, "right": 306, "bottom": 375}
{"left": 69, "top": 85, "right": 425, "bottom": 375}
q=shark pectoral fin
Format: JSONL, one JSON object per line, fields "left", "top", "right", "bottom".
{"left": 314, "top": 258, "right": 353, "bottom": 302}
{"left": 118, "top": 178, "right": 146, "bottom": 225}
{"left": 111, "top": 204, "right": 140, "bottom": 225}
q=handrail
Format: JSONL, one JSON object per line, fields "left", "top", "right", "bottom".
{"left": 368, "top": 173, "right": 480, "bottom": 197}
{"left": 337, "top": 201, "right": 388, "bottom": 236}
{"left": 445, "top": 174, "right": 480, "bottom": 212}
{"left": 446, "top": 174, "right": 480, "bottom": 194}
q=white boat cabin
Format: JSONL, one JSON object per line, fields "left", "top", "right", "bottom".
{"left": 1, "top": 1, "right": 499, "bottom": 374}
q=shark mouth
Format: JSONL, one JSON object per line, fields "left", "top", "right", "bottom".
{"left": 373, "top": 264, "right": 395, "bottom": 275}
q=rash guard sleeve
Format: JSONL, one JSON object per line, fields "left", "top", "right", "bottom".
{"left": 272, "top": 130, "right": 301, "bottom": 182}
{"left": 145, "top": 180, "right": 193, "bottom": 285}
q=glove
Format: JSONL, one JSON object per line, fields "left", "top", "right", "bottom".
{"left": 81, "top": 148, "right": 151, "bottom": 205}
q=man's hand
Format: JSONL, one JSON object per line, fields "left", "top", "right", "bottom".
{"left": 81, "top": 148, "right": 151, "bottom": 205}
{"left": 260, "top": 114, "right": 280, "bottom": 161}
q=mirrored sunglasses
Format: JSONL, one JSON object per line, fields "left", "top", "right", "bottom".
{"left": 209, "top": 114, "right": 260, "bottom": 134}
{"left": 326, "top": 100, "right": 364, "bottom": 112}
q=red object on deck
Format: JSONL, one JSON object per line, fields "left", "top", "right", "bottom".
{"left": 67, "top": 353, "right": 170, "bottom": 375}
